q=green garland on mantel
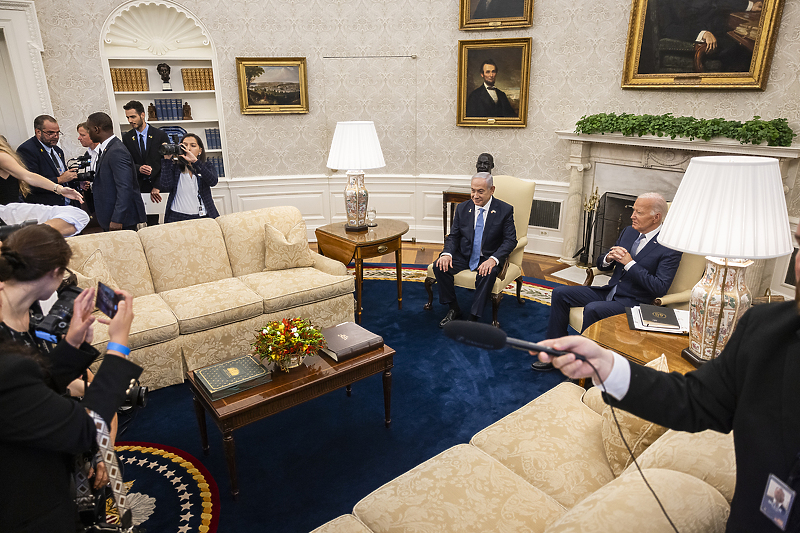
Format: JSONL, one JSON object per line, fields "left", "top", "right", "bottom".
{"left": 574, "top": 112, "right": 796, "bottom": 147}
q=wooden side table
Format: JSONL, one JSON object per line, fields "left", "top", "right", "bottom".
{"left": 581, "top": 313, "right": 695, "bottom": 374}
{"left": 315, "top": 219, "right": 409, "bottom": 324}
{"left": 442, "top": 186, "right": 471, "bottom": 239}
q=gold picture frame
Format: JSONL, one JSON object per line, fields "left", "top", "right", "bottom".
{"left": 457, "top": 38, "right": 531, "bottom": 128}
{"left": 621, "top": 0, "right": 785, "bottom": 89}
{"left": 459, "top": 0, "right": 533, "bottom": 30}
{"left": 235, "top": 57, "right": 309, "bottom": 114}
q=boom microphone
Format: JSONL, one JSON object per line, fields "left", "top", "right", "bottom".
{"left": 443, "top": 320, "right": 585, "bottom": 361}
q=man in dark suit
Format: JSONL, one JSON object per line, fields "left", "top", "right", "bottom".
{"left": 465, "top": 60, "right": 517, "bottom": 118}
{"left": 433, "top": 172, "right": 517, "bottom": 327}
{"left": 16, "top": 114, "right": 77, "bottom": 205}
{"left": 85, "top": 112, "right": 146, "bottom": 231}
{"left": 534, "top": 224, "right": 800, "bottom": 531}
{"left": 538, "top": 193, "right": 681, "bottom": 370}
{"left": 121, "top": 100, "right": 169, "bottom": 211}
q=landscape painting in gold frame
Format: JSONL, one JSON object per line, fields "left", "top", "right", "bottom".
{"left": 236, "top": 57, "right": 309, "bottom": 114}
{"left": 459, "top": 0, "right": 533, "bottom": 30}
{"left": 621, "top": 0, "right": 784, "bottom": 89}
{"left": 457, "top": 38, "right": 531, "bottom": 128}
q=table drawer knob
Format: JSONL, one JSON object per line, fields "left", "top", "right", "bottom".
{"left": 377, "top": 245, "right": 389, "bottom": 254}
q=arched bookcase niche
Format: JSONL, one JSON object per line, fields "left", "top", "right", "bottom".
{"left": 99, "top": 0, "right": 227, "bottom": 177}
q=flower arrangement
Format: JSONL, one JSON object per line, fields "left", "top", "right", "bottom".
{"left": 252, "top": 317, "right": 326, "bottom": 371}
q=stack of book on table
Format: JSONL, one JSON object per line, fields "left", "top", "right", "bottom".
{"left": 626, "top": 304, "right": 689, "bottom": 335}
{"left": 195, "top": 354, "right": 272, "bottom": 400}
{"left": 319, "top": 322, "right": 384, "bottom": 362}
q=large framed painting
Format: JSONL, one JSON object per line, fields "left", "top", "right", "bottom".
{"left": 459, "top": 0, "right": 533, "bottom": 30}
{"left": 457, "top": 38, "right": 531, "bottom": 128}
{"left": 621, "top": 0, "right": 784, "bottom": 89}
{"left": 235, "top": 57, "right": 309, "bottom": 114}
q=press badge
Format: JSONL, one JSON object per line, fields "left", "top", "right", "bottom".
{"left": 760, "top": 474, "right": 795, "bottom": 530}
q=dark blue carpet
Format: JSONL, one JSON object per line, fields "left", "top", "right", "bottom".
{"left": 119, "top": 275, "right": 566, "bottom": 533}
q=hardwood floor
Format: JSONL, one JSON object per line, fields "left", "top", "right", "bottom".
{"left": 309, "top": 241, "right": 576, "bottom": 285}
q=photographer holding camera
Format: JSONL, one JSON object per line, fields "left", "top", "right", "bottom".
{"left": 0, "top": 224, "right": 141, "bottom": 533}
{"left": 155, "top": 133, "right": 219, "bottom": 223}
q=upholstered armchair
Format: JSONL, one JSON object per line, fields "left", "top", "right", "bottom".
{"left": 424, "top": 175, "right": 536, "bottom": 327}
{"left": 568, "top": 252, "right": 706, "bottom": 333}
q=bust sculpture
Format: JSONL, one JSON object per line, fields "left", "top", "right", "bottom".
{"left": 157, "top": 63, "right": 172, "bottom": 91}
{"left": 476, "top": 153, "right": 494, "bottom": 174}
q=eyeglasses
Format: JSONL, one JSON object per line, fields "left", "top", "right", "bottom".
{"left": 40, "top": 130, "right": 63, "bottom": 137}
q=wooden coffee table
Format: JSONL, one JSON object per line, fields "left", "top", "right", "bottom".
{"left": 315, "top": 219, "right": 409, "bottom": 324}
{"left": 186, "top": 345, "right": 395, "bottom": 497}
{"left": 581, "top": 313, "right": 695, "bottom": 375}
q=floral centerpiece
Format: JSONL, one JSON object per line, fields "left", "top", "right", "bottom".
{"left": 252, "top": 318, "right": 326, "bottom": 372}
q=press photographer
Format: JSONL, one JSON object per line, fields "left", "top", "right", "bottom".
{"left": 0, "top": 224, "right": 141, "bottom": 533}
{"left": 153, "top": 133, "right": 219, "bottom": 223}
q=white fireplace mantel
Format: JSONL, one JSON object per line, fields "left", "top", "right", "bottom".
{"left": 555, "top": 130, "right": 800, "bottom": 269}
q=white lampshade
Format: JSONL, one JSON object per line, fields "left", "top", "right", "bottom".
{"left": 326, "top": 121, "right": 386, "bottom": 171}
{"left": 659, "top": 156, "right": 793, "bottom": 260}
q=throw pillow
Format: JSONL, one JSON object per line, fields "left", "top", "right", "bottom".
{"left": 75, "top": 249, "right": 119, "bottom": 291}
{"left": 263, "top": 220, "right": 315, "bottom": 271}
{"left": 601, "top": 354, "right": 670, "bottom": 477}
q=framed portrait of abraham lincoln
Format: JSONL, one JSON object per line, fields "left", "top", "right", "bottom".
{"left": 459, "top": 0, "right": 534, "bottom": 30}
{"left": 457, "top": 38, "right": 531, "bottom": 128}
{"left": 621, "top": 0, "right": 785, "bottom": 89}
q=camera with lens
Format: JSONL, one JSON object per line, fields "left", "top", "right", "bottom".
{"left": 158, "top": 143, "right": 185, "bottom": 157}
{"left": 68, "top": 154, "right": 95, "bottom": 182}
{"left": 121, "top": 380, "right": 148, "bottom": 410}
{"left": 0, "top": 219, "right": 37, "bottom": 241}
{"left": 31, "top": 283, "right": 83, "bottom": 343}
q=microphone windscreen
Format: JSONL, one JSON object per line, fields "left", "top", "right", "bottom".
{"left": 443, "top": 320, "right": 507, "bottom": 350}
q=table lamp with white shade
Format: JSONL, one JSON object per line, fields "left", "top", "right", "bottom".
{"left": 326, "top": 121, "right": 386, "bottom": 232}
{"left": 658, "top": 155, "right": 793, "bottom": 365}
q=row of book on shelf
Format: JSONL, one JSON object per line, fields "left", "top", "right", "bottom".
{"left": 208, "top": 155, "right": 225, "bottom": 177}
{"left": 181, "top": 68, "right": 215, "bottom": 91}
{"left": 153, "top": 98, "right": 186, "bottom": 121}
{"left": 204, "top": 128, "right": 221, "bottom": 150}
{"left": 110, "top": 68, "right": 149, "bottom": 92}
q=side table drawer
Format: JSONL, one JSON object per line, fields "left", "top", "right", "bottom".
{"left": 356, "top": 238, "right": 401, "bottom": 259}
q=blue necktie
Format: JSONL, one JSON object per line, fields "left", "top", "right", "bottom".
{"left": 607, "top": 233, "right": 644, "bottom": 301}
{"left": 469, "top": 207, "right": 485, "bottom": 271}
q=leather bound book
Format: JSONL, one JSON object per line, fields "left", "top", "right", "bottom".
{"left": 195, "top": 354, "right": 272, "bottom": 401}
{"left": 320, "top": 322, "right": 384, "bottom": 362}
{"left": 639, "top": 304, "right": 680, "bottom": 329}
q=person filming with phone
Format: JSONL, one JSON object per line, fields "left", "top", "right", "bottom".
{"left": 155, "top": 133, "right": 219, "bottom": 223}
{"left": 0, "top": 224, "right": 141, "bottom": 533}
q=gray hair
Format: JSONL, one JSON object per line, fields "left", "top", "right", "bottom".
{"left": 472, "top": 172, "right": 493, "bottom": 189}
{"left": 637, "top": 192, "right": 667, "bottom": 217}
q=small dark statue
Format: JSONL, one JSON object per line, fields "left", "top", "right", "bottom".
{"left": 476, "top": 152, "right": 494, "bottom": 174}
{"left": 157, "top": 63, "right": 172, "bottom": 91}
{"left": 183, "top": 102, "right": 193, "bottom": 120}
{"left": 148, "top": 102, "right": 157, "bottom": 121}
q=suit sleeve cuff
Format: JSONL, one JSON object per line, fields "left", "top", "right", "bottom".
{"left": 441, "top": 252, "right": 452, "bottom": 258}
{"left": 624, "top": 260, "right": 636, "bottom": 271}
{"left": 489, "top": 256, "right": 499, "bottom": 266}
{"left": 593, "top": 351, "right": 631, "bottom": 400}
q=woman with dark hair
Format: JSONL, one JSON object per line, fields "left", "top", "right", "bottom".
{"left": 0, "top": 224, "right": 141, "bottom": 532}
{"left": 155, "top": 133, "right": 219, "bottom": 223}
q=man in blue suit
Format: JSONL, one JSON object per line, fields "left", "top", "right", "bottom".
{"left": 434, "top": 172, "right": 517, "bottom": 327}
{"left": 85, "top": 112, "right": 146, "bottom": 231}
{"left": 536, "top": 192, "right": 682, "bottom": 370}
{"left": 16, "top": 115, "right": 77, "bottom": 206}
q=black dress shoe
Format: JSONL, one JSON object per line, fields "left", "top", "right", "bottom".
{"left": 531, "top": 360, "right": 554, "bottom": 372}
{"left": 439, "top": 309, "right": 462, "bottom": 328}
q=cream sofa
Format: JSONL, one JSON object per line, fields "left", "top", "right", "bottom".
{"left": 312, "top": 363, "right": 735, "bottom": 533}
{"left": 66, "top": 206, "right": 355, "bottom": 389}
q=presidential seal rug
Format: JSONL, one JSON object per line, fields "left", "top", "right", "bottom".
{"left": 109, "top": 442, "right": 220, "bottom": 533}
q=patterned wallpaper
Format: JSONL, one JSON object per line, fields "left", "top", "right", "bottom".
{"left": 34, "top": 0, "right": 800, "bottom": 214}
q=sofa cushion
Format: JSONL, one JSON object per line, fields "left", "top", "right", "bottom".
{"left": 158, "top": 277, "right": 263, "bottom": 334}
{"left": 74, "top": 249, "right": 119, "bottom": 290}
{"left": 240, "top": 268, "right": 354, "bottom": 314}
{"left": 264, "top": 220, "right": 314, "bottom": 271}
{"left": 624, "top": 429, "right": 736, "bottom": 502}
{"left": 544, "top": 468, "right": 729, "bottom": 533}
{"left": 310, "top": 515, "right": 372, "bottom": 533}
{"left": 138, "top": 218, "right": 233, "bottom": 293}
{"left": 67, "top": 230, "right": 154, "bottom": 297}
{"left": 602, "top": 355, "right": 669, "bottom": 476}
{"left": 89, "top": 293, "right": 179, "bottom": 350}
{"left": 354, "top": 444, "right": 565, "bottom": 533}
{"left": 470, "top": 382, "right": 614, "bottom": 509}
{"left": 217, "top": 206, "right": 308, "bottom": 277}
